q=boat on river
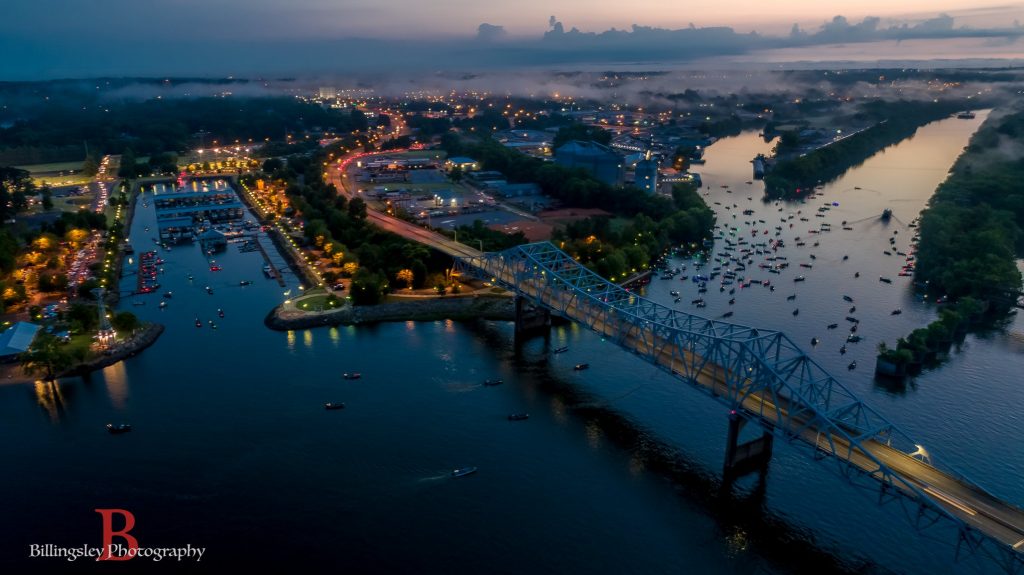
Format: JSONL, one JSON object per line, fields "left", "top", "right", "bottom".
{"left": 507, "top": 413, "right": 530, "bottom": 421}
{"left": 574, "top": 364, "right": 589, "bottom": 371}
{"left": 483, "top": 379, "right": 503, "bottom": 387}
{"left": 106, "top": 423, "right": 132, "bottom": 434}
{"left": 451, "top": 467, "right": 477, "bottom": 478}
{"left": 342, "top": 373, "right": 362, "bottom": 380}
{"left": 553, "top": 346, "right": 569, "bottom": 354}
{"left": 324, "top": 402, "right": 346, "bottom": 410}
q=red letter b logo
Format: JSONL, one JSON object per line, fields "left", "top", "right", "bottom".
{"left": 95, "top": 508, "right": 138, "bottom": 561}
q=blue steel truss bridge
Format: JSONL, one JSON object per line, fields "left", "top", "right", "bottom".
{"left": 454, "top": 241, "right": 1024, "bottom": 574}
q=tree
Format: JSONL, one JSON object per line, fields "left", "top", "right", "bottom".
{"left": 111, "top": 311, "right": 140, "bottom": 334}
{"left": 350, "top": 109, "right": 369, "bottom": 132}
{"left": 350, "top": 268, "right": 385, "bottom": 305}
{"left": 118, "top": 148, "right": 138, "bottom": 178}
{"left": 82, "top": 154, "right": 99, "bottom": 177}
{"left": 41, "top": 186, "right": 53, "bottom": 211}
{"left": 348, "top": 197, "right": 367, "bottom": 220}
{"left": 21, "top": 333, "right": 78, "bottom": 382}
{"left": 396, "top": 268, "right": 414, "bottom": 289}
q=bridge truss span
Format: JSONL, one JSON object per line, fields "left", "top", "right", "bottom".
{"left": 454, "top": 241, "right": 1024, "bottom": 574}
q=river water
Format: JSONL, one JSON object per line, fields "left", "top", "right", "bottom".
{"left": 1, "top": 114, "right": 1021, "bottom": 575}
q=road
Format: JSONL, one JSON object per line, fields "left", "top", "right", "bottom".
{"left": 327, "top": 154, "right": 481, "bottom": 260}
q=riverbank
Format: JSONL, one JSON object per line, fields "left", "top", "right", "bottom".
{"left": 876, "top": 107, "right": 1024, "bottom": 377}
{"left": 0, "top": 322, "right": 164, "bottom": 385}
{"left": 265, "top": 294, "right": 514, "bottom": 330}
{"left": 764, "top": 101, "right": 967, "bottom": 199}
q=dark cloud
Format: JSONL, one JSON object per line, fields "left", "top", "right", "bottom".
{"left": 476, "top": 23, "right": 508, "bottom": 41}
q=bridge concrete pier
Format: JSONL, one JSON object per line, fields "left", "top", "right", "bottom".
{"left": 514, "top": 296, "right": 552, "bottom": 344}
{"left": 723, "top": 411, "right": 774, "bottom": 479}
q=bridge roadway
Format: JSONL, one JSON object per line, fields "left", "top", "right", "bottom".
{"left": 477, "top": 261, "right": 1024, "bottom": 563}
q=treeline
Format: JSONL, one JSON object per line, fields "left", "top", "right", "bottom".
{"left": 0, "top": 167, "right": 35, "bottom": 220}
{"left": 0, "top": 96, "right": 362, "bottom": 163}
{"left": 878, "top": 107, "right": 1024, "bottom": 377}
{"left": 764, "top": 100, "right": 967, "bottom": 198}
{"left": 552, "top": 183, "right": 715, "bottom": 280}
{"left": 257, "top": 150, "right": 449, "bottom": 305}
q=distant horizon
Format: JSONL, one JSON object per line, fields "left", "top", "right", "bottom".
{"left": 4, "top": 3, "right": 1024, "bottom": 79}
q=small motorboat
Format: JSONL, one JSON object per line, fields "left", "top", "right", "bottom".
{"left": 721, "top": 311, "right": 734, "bottom": 318}
{"left": 847, "top": 334, "right": 863, "bottom": 343}
{"left": 452, "top": 467, "right": 478, "bottom": 478}
{"left": 792, "top": 309, "right": 799, "bottom": 316}
{"left": 507, "top": 413, "right": 530, "bottom": 421}
{"left": 848, "top": 361, "right": 857, "bottom": 370}
{"left": 849, "top": 306, "right": 856, "bottom": 313}
{"left": 239, "top": 280, "right": 252, "bottom": 286}
{"left": 811, "top": 337, "right": 819, "bottom": 346}
{"left": 840, "top": 345, "right": 847, "bottom": 355}
{"left": 206, "top": 286, "right": 214, "bottom": 295}
{"left": 218, "top": 309, "right": 225, "bottom": 318}
{"left": 324, "top": 402, "right": 346, "bottom": 410}
{"left": 794, "top": 276, "right": 806, "bottom": 282}
{"left": 574, "top": 363, "right": 590, "bottom": 371}
{"left": 842, "top": 255, "right": 849, "bottom": 261}
{"left": 843, "top": 295, "right": 854, "bottom": 302}
{"left": 187, "top": 273, "right": 194, "bottom": 281}
{"left": 891, "top": 309, "right": 902, "bottom": 315}
{"left": 553, "top": 346, "right": 569, "bottom": 354}
{"left": 342, "top": 373, "right": 362, "bottom": 380}
{"left": 159, "top": 301, "right": 167, "bottom": 309}
{"left": 786, "top": 294, "right": 797, "bottom": 301}
{"left": 845, "top": 316, "right": 859, "bottom": 323}
{"left": 163, "top": 291, "right": 173, "bottom": 299}
{"left": 210, "top": 322, "right": 218, "bottom": 330}
{"left": 209, "top": 264, "right": 222, "bottom": 272}
{"left": 827, "top": 323, "right": 838, "bottom": 329}
{"left": 854, "top": 272, "right": 861, "bottom": 278}
{"left": 195, "top": 318, "right": 202, "bottom": 328}
{"left": 106, "top": 423, "right": 132, "bottom": 434}
{"left": 879, "top": 277, "right": 892, "bottom": 284}
{"left": 483, "top": 379, "right": 504, "bottom": 387}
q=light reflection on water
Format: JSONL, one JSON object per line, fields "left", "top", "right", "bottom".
{"left": 102, "top": 361, "right": 129, "bottom": 410}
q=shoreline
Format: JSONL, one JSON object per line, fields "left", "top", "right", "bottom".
{"left": 1, "top": 323, "right": 165, "bottom": 385}
{"left": 265, "top": 294, "right": 515, "bottom": 330}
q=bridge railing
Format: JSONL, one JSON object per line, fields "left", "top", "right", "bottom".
{"left": 454, "top": 242, "right": 1024, "bottom": 570}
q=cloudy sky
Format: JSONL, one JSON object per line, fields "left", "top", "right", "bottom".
{"left": 3, "top": 1, "right": 1023, "bottom": 78}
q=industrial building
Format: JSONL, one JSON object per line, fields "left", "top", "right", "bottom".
{"left": 554, "top": 141, "right": 624, "bottom": 186}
